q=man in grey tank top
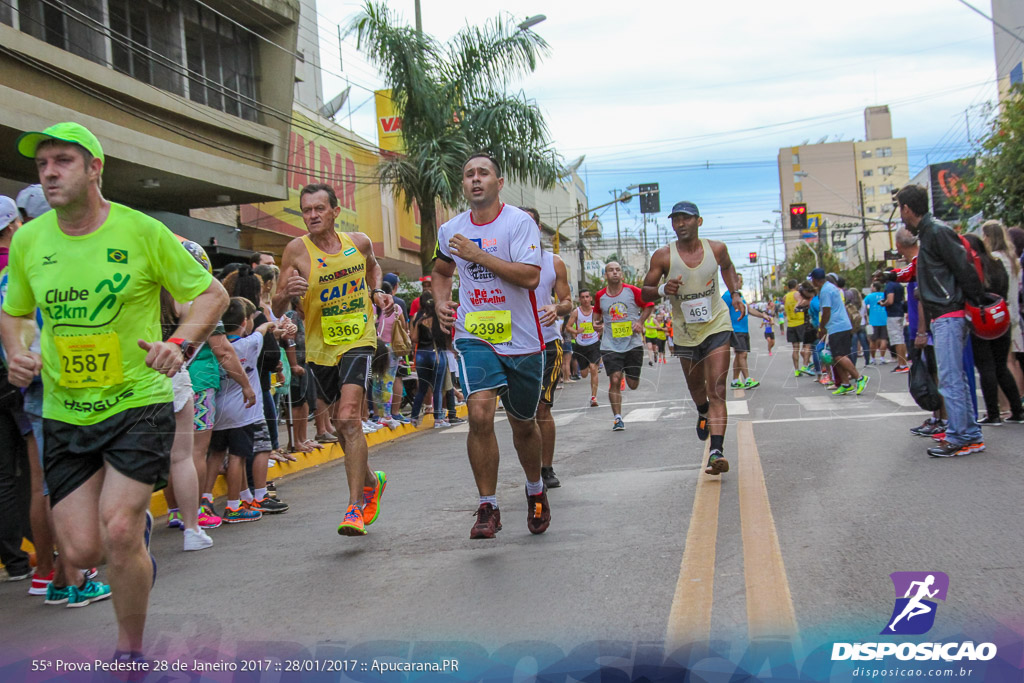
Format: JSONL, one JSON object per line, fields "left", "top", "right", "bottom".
{"left": 642, "top": 201, "right": 745, "bottom": 476}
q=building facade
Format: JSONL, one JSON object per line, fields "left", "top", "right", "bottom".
{"left": 777, "top": 106, "right": 908, "bottom": 269}
{"left": 0, "top": 0, "right": 300, "bottom": 217}
{"left": 993, "top": 0, "right": 1024, "bottom": 102}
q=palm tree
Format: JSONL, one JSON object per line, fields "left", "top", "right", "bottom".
{"left": 348, "top": 1, "right": 562, "bottom": 273}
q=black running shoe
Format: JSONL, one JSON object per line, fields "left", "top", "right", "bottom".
{"left": 705, "top": 449, "right": 730, "bottom": 475}
{"left": 252, "top": 497, "right": 289, "bottom": 514}
{"left": 696, "top": 414, "right": 710, "bottom": 441}
{"left": 541, "top": 466, "right": 561, "bottom": 489}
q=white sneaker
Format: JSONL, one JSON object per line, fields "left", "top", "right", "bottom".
{"left": 183, "top": 528, "right": 213, "bottom": 552}
{"left": 380, "top": 417, "right": 400, "bottom": 430}
{"left": 434, "top": 419, "right": 452, "bottom": 429}
{"left": 362, "top": 420, "right": 382, "bottom": 432}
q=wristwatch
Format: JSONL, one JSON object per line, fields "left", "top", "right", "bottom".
{"left": 167, "top": 337, "right": 200, "bottom": 363}
{"left": 370, "top": 288, "right": 387, "bottom": 301}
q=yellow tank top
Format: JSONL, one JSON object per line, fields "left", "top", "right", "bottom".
{"left": 667, "top": 239, "right": 733, "bottom": 346}
{"left": 301, "top": 232, "right": 377, "bottom": 366}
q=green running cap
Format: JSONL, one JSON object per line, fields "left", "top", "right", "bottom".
{"left": 17, "top": 122, "right": 104, "bottom": 165}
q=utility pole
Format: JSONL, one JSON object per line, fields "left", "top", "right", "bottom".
{"left": 613, "top": 192, "right": 623, "bottom": 259}
{"left": 642, "top": 214, "right": 649, "bottom": 258}
{"left": 414, "top": 0, "right": 422, "bottom": 33}
{"left": 859, "top": 180, "right": 871, "bottom": 288}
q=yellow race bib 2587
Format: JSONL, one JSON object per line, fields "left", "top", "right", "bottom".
{"left": 54, "top": 332, "right": 124, "bottom": 388}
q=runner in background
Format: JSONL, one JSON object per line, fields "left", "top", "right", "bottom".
{"left": 567, "top": 290, "right": 602, "bottom": 407}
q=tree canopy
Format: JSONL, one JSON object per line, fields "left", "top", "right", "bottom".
{"left": 348, "top": 2, "right": 562, "bottom": 272}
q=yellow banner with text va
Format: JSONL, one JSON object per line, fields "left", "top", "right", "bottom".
{"left": 376, "top": 90, "right": 404, "bottom": 153}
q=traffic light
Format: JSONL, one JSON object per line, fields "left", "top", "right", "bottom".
{"left": 639, "top": 183, "right": 660, "bottom": 214}
{"left": 789, "top": 203, "right": 807, "bottom": 231}
{"left": 749, "top": 252, "right": 758, "bottom": 264}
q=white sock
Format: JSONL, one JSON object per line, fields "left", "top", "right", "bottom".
{"left": 480, "top": 495, "right": 498, "bottom": 509}
{"left": 255, "top": 487, "right": 268, "bottom": 501}
{"left": 526, "top": 479, "right": 544, "bottom": 496}
{"left": 239, "top": 489, "right": 254, "bottom": 504}
{"left": 227, "top": 499, "right": 241, "bottom": 510}
{"left": 202, "top": 493, "right": 213, "bottom": 503}
{"left": 614, "top": 414, "right": 622, "bottom": 420}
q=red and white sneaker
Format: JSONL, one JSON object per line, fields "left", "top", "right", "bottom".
{"left": 29, "top": 569, "right": 54, "bottom": 596}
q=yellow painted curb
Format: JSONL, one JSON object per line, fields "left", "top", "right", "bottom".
{"left": 147, "top": 404, "right": 468, "bottom": 518}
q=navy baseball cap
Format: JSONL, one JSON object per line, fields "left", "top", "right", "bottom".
{"left": 810, "top": 268, "right": 826, "bottom": 280}
{"left": 668, "top": 201, "right": 699, "bottom": 217}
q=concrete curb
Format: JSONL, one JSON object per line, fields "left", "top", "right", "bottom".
{"left": 149, "top": 404, "right": 469, "bottom": 518}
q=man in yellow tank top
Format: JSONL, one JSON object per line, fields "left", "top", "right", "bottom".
{"left": 642, "top": 201, "right": 745, "bottom": 476}
{"left": 784, "top": 278, "right": 815, "bottom": 377}
{"left": 273, "top": 183, "right": 394, "bottom": 537}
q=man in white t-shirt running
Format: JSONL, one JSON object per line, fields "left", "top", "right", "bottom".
{"left": 433, "top": 153, "right": 551, "bottom": 540}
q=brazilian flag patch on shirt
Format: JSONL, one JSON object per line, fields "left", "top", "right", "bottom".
{"left": 107, "top": 248, "right": 128, "bottom": 264}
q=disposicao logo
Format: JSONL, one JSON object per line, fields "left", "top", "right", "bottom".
{"left": 883, "top": 571, "right": 947, "bottom": 635}
{"left": 831, "top": 571, "right": 997, "bottom": 662}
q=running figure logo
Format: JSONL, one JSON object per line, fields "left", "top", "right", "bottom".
{"left": 882, "top": 571, "right": 949, "bottom": 635}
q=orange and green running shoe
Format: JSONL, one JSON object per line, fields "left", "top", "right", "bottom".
{"left": 337, "top": 504, "right": 366, "bottom": 536}
{"left": 362, "top": 471, "right": 387, "bottom": 525}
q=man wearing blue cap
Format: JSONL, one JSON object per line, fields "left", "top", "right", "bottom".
{"left": 0, "top": 122, "right": 229, "bottom": 663}
{"left": 809, "top": 268, "right": 868, "bottom": 395}
{"left": 642, "top": 201, "right": 745, "bottom": 476}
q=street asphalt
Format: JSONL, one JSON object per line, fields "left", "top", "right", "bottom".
{"left": 3, "top": 332, "right": 1022, "bottom": 676}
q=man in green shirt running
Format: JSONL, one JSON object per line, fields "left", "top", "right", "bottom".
{"left": 0, "top": 122, "right": 228, "bottom": 663}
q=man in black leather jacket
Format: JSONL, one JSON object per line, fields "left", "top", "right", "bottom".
{"left": 896, "top": 184, "right": 985, "bottom": 458}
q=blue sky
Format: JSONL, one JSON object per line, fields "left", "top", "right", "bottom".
{"left": 313, "top": 0, "right": 1006, "bottom": 286}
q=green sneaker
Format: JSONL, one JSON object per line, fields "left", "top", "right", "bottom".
{"left": 67, "top": 580, "right": 112, "bottom": 608}
{"left": 744, "top": 378, "right": 760, "bottom": 389}
{"left": 44, "top": 582, "right": 71, "bottom": 605}
{"left": 856, "top": 375, "right": 869, "bottom": 395}
{"left": 832, "top": 384, "right": 854, "bottom": 395}
{"left": 730, "top": 380, "right": 743, "bottom": 388}
{"left": 794, "top": 369, "right": 801, "bottom": 377}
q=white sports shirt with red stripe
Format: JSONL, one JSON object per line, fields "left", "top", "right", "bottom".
{"left": 436, "top": 204, "right": 544, "bottom": 355}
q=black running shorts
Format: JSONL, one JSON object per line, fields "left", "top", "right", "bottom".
{"left": 828, "top": 330, "right": 853, "bottom": 361}
{"left": 673, "top": 330, "right": 735, "bottom": 364}
{"left": 574, "top": 341, "right": 601, "bottom": 367}
{"left": 540, "top": 339, "right": 563, "bottom": 405}
{"left": 309, "top": 347, "right": 374, "bottom": 405}
{"left": 731, "top": 332, "right": 751, "bottom": 352}
{"left": 602, "top": 346, "right": 644, "bottom": 381}
{"left": 43, "top": 403, "right": 174, "bottom": 507}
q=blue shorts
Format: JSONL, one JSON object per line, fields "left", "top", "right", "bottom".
{"left": 454, "top": 338, "right": 544, "bottom": 420}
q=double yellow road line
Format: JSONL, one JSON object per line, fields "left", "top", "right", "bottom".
{"left": 666, "top": 421, "right": 798, "bottom": 649}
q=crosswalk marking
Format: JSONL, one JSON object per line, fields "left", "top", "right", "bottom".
{"left": 625, "top": 407, "right": 666, "bottom": 422}
{"left": 727, "top": 400, "right": 749, "bottom": 416}
{"left": 877, "top": 392, "right": 920, "bottom": 408}
{"left": 554, "top": 412, "right": 582, "bottom": 426}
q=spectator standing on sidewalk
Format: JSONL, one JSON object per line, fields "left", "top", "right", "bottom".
{"left": 897, "top": 184, "right": 986, "bottom": 458}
